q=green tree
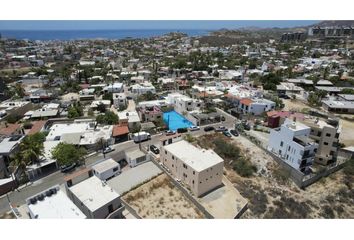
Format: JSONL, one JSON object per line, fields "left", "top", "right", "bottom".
{"left": 14, "top": 83, "right": 25, "bottom": 98}
{"left": 96, "top": 111, "right": 119, "bottom": 125}
{"left": 68, "top": 106, "right": 80, "bottom": 118}
{"left": 260, "top": 73, "right": 282, "bottom": 91}
{"left": 51, "top": 143, "right": 87, "bottom": 166}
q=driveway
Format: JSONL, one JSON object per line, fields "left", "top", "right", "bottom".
{"left": 107, "top": 161, "right": 162, "bottom": 195}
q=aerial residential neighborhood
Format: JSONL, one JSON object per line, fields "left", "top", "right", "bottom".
{"left": 1, "top": 19, "right": 354, "bottom": 221}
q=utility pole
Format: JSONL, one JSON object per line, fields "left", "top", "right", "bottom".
{"left": 101, "top": 138, "right": 106, "bottom": 159}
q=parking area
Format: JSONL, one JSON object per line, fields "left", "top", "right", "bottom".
{"left": 107, "top": 161, "right": 162, "bottom": 195}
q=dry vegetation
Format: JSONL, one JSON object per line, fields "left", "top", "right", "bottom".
{"left": 123, "top": 174, "right": 204, "bottom": 219}
{"left": 195, "top": 132, "right": 354, "bottom": 218}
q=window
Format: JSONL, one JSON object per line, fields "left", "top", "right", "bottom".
{"left": 280, "top": 141, "right": 283, "bottom": 147}
{"left": 192, "top": 180, "right": 194, "bottom": 184}
{"left": 326, "top": 133, "right": 331, "bottom": 137}
{"left": 108, "top": 204, "right": 114, "bottom": 213}
{"left": 193, "top": 171, "right": 195, "bottom": 175}
{"left": 324, "top": 142, "right": 329, "bottom": 145}
{"left": 172, "top": 156, "right": 175, "bottom": 160}
{"left": 317, "top": 132, "right": 322, "bottom": 137}
{"left": 172, "top": 164, "right": 174, "bottom": 167}
{"left": 183, "top": 163, "right": 187, "bottom": 169}
{"left": 165, "top": 150, "right": 167, "bottom": 154}
{"left": 288, "top": 146, "right": 291, "bottom": 151}
{"left": 113, "top": 167, "right": 119, "bottom": 172}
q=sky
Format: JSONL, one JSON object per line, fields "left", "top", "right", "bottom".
{"left": 0, "top": 20, "right": 320, "bottom": 30}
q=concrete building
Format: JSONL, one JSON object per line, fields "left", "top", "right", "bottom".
{"left": 301, "top": 118, "right": 340, "bottom": 165}
{"left": 268, "top": 119, "right": 318, "bottom": 173}
{"left": 125, "top": 149, "right": 149, "bottom": 167}
{"left": 113, "top": 93, "right": 127, "bottom": 109}
{"left": 167, "top": 93, "right": 203, "bottom": 115}
{"left": 137, "top": 105, "right": 163, "bottom": 123}
{"left": 65, "top": 173, "right": 124, "bottom": 219}
{"left": 160, "top": 140, "right": 224, "bottom": 197}
{"left": 26, "top": 185, "right": 86, "bottom": 219}
{"left": 91, "top": 158, "right": 121, "bottom": 181}
{"left": 322, "top": 100, "right": 354, "bottom": 114}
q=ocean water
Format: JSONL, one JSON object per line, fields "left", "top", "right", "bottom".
{"left": 0, "top": 29, "right": 210, "bottom": 41}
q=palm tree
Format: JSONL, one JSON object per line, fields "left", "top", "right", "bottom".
{"left": 18, "top": 133, "right": 45, "bottom": 165}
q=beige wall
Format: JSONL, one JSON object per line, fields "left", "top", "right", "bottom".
{"left": 160, "top": 147, "right": 223, "bottom": 197}
{"left": 310, "top": 126, "right": 339, "bottom": 165}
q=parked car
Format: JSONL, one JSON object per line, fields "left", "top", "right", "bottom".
{"left": 223, "top": 131, "right": 232, "bottom": 137}
{"left": 103, "top": 146, "right": 115, "bottom": 154}
{"left": 188, "top": 126, "right": 200, "bottom": 131}
{"left": 150, "top": 145, "right": 160, "bottom": 154}
{"left": 230, "top": 129, "right": 239, "bottom": 137}
{"left": 204, "top": 126, "right": 215, "bottom": 132}
{"left": 165, "top": 130, "right": 176, "bottom": 136}
{"left": 177, "top": 128, "right": 188, "bottom": 133}
{"left": 60, "top": 163, "right": 77, "bottom": 173}
{"left": 215, "top": 126, "right": 228, "bottom": 132}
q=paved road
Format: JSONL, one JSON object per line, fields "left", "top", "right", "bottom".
{"left": 0, "top": 113, "right": 236, "bottom": 216}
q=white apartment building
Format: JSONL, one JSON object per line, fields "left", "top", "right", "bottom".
{"left": 160, "top": 140, "right": 224, "bottom": 197}
{"left": 268, "top": 119, "right": 318, "bottom": 173}
{"left": 166, "top": 93, "right": 203, "bottom": 115}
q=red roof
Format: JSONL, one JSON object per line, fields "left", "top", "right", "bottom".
{"left": 0, "top": 123, "right": 22, "bottom": 136}
{"left": 112, "top": 125, "right": 129, "bottom": 137}
{"left": 27, "top": 120, "right": 47, "bottom": 135}
{"left": 266, "top": 111, "right": 304, "bottom": 120}
{"left": 240, "top": 98, "right": 253, "bottom": 106}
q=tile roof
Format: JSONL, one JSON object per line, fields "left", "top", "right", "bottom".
{"left": 240, "top": 98, "right": 253, "bottom": 106}
{"left": 112, "top": 125, "right": 129, "bottom": 137}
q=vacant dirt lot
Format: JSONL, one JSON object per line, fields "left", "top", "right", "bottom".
{"left": 197, "top": 133, "right": 354, "bottom": 218}
{"left": 339, "top": 118, "right": 354, "bottom": 146}
{"left": 122, "top": 174, "right": 204, "bottom": 219}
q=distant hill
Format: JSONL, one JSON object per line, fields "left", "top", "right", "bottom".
{"left": 310, "top": 20, "right": 354, "bottom": 27}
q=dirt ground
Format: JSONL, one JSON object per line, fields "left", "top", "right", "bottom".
{"left": 283, "top": 99, "right": 310, "bottom": 112}
{"left": 122, "top": 174, "right": 204, "bottom": 219}
{"left": 338, "top": 118, "right": 354, "bottom": 146}
{"left": 197, "top": 133, "right": 354, "bottom": 219}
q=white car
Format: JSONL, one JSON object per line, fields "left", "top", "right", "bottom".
{"left": 188, "top": 126, "right": 200, "bottom": 131}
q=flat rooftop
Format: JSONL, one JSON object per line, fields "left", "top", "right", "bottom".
{"left": 163, "top": 140, "right": 224, "bottom": 172}
{"left": 322, "top": 100, "right": 354, "bottom": 109}
{"left": 69, "top": 176, "right": 120, "bottom": 212}
{"left": 26, "top": 188, "right": 86, "bottom": 219}
{"left": 92, "top": 158, "right": 119, "bottom": 173}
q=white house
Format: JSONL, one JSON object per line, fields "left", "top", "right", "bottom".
{"left": 103, "top": 82, "right": 124, "bottom": 93}
{"left": 91, "top": 158, "right": 121, "bottom": 181}
{"left": 131, "top": 82, "right": 156, "bottom": 95}
{"left": 268, "top": 119, "right": 318, "bottom": 173}
{"left": 238, "top": 98, "right": 276, "bottom": 115}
